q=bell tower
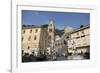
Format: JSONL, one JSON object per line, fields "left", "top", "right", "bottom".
{"left": 48, "top": 20, "right": 55, "bottom": 47}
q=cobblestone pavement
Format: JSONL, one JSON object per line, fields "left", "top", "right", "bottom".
{"left": 67, "top": 55, "right": 84, "bottom": 60}
{"left": 22, "top": 54, "right": 88, "bottom": 62}
{"left": 56, "top": 56, "right": 67, "bottom": 60}
{"left": 46, "top": 55, "right": 84, "bottom": 61}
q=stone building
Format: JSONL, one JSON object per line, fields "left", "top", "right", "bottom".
{"left": 22, "top": 26, "right": 48, "bottom": 56}
{"left": 67, "top": 25, "right": 90, "bottom": 54}
{"left": 46, "top": 20, "right": 55, "bottom": 55}
{"left": 54, "top": 26, "right": 74, "bottom": 57}
{"left": 47, "top": 20, "right": 55, "bottom": 47}
{"left": 22, "top": 20, "right": 55, "bottom": 56}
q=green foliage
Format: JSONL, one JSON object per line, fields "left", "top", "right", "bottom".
{"left": 55, "top": 29, "right": 64, "bottom": 37}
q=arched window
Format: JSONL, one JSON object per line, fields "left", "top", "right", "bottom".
{"left": 66, "top": 36, "right": 69, "bottom": 39}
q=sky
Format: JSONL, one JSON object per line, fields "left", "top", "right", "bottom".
{"left": 22, "top": 10, "right": 90, "bottom": 30}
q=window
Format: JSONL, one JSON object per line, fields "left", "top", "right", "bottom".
{"left": 28, "top": 36, "right": 31, "bottom": 41}
{"left": 82, "top": 31, "right": 84, "bottom": 34}
{"left": 49, "top": 29, "right": 52, "bottom": 32}
{"left": 64, "top": 40, "right": 66, "bottom": 45}
{"left": 50, "top": 24, "right": 52, "bottom": 27}
{"left": 81, "top": 35, "right": 85, "bottom": 37}
{"left": 30, "top": 29, "right": 32, "bottom": 33}
{"left": 32, "top": 51, "right": 34, "bottom": 54}
{"left": 34, "top": 36, "right": 37, "bottom": 40}
{"left": 35, "top": 29, "right": 38, "bottom": 33}
{"left": 23, "top": 30, "right": 25, "bottom": 34}
{"left": 76, "top": 37, "right": 80, "bottom": 39}
{"left": 27, "top": 46, "right": 30, "bottom": 49}
{"left": 22, "top": 37, "right": 23, "bottom": 41}
{"left": 66, "top": 36, "right": 69, "bottom": 39}
{"left": 77, "top": 32, "right": 79, "bottom": 35}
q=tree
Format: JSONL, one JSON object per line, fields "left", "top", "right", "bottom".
{"left": 41, "top": 24, "right": 48, "bottom": 28}
{"left": 80, "top": 25, "right": 84, "bottom": 28}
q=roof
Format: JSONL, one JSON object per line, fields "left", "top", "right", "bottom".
{"left": 22, "top": 24, "right": 48, "bottom": 29}
{"left": 71, "top": 25, "right": 90, "bottom": 34}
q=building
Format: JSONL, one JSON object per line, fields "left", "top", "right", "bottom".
{"left": 46, "top": 20, "right": 55, "bottom": 55}
{"left": 22, "top": 26, "right": 48, "bottom": 56}
{"left": 64, "top": 26, "right": 74, "bottom": 33}
{"left": 68, "top": 25, "right": 90, "bottom": 54}
{"left": 22, "top": 19, "right": 90, "bottom": 59}
{"left": 22, "top": 20, "right": 55, "bottom": 56}
{"left": 53, "top": 25, "right": 90, "bottom": 57}
{"left": 54, "top": 26, "right": 74, "bottom": 57}
{"left": 54, "top": 36, "right": 67, "bottom": 57}
{"left": 47, "top": 20, "right": 55, "bottom": 47}
{"left": 54, "top": 35, "right": 61, "bottom": 56}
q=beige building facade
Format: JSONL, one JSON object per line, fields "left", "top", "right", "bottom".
{"left": 22, "top": 20, "right": 55, "bottom": 56}
{"left": 22, "top": 26, "right": 48, "bottom": 56}
{"left": 68, "top": 25, "right": 90, "bottom": 54}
